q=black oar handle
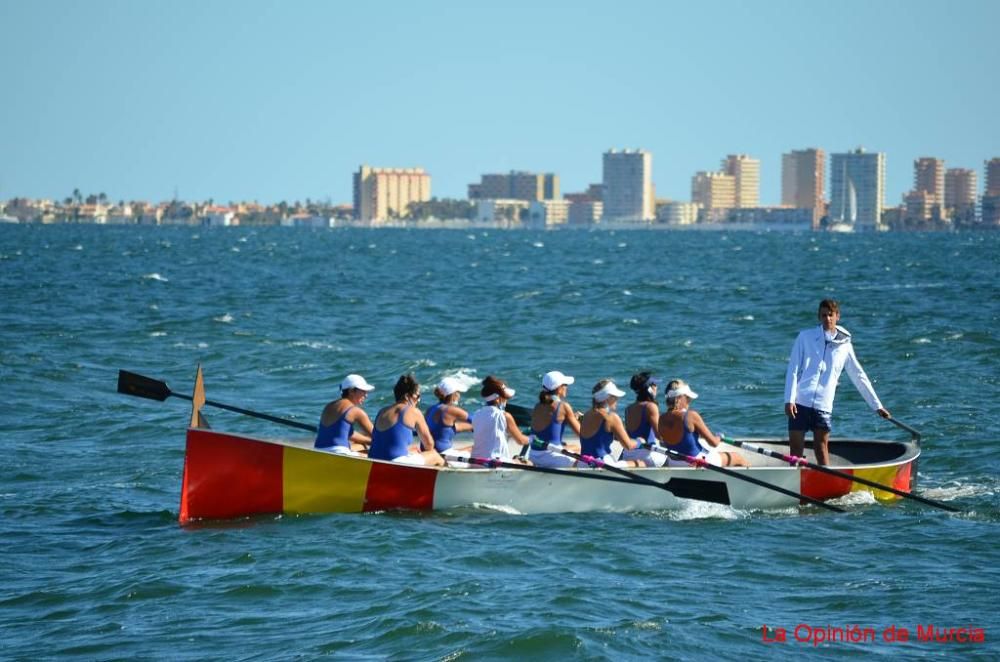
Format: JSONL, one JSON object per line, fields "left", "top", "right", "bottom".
{"left": 460, "top": 456, "right": 638, "bottom": 485}
{"left": 643, "top": 443, "right": 845, "bottom": 513}
{"left": 887, "top": 417, "right": 922, "bottom": 442}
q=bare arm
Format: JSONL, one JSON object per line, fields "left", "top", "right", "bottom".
{"left": 687, "top": 409, "right": 720, "bottom": 447}
{"left": 609, "top": 413, "right": 639, "bottom": 450}
{"left": 646, "top": 402, "right": 662, "bottom": 441}
{"left": 561, "top": 401, "right": 582, "bottom": 435}
{"left": 445, "top": 405, "right": 474, "bottom": 432}
{"left": 412, "top": 411, "right": 436, "bottom": 452}
{"left": 348, "top": 408, "right": 374, "bottom": 444}
{"left": 504, "top": 411, "right": 530, "bottom": 445}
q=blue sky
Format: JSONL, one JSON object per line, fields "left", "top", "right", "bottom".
{"left": 2, "top": 0, "right": 998, "bottom": 206}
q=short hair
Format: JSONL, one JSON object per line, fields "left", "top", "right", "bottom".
{"left": 818, "top": 299, "right": 840, "bottom": 314}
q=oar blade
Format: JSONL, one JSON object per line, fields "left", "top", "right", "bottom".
{"left": 117, "top": 370, "right": 172, "bottom": 401}
{"left": 665, "top": 477, "right": 731, "bottom": 505}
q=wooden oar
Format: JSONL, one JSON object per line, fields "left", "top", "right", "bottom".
{"left": 117, "top": 370, "right": 317, "bottom": 433}
{"left": 720, "top": 435, "right": 958, "bottom": 513}
{"left": 460, "top": 455, "right": 730, "bottom": 505}
{"left": 635, "top": 442, "right": 846, "bottom": 513}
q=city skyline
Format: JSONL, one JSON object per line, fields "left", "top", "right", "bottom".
{"left": 2, "top": 0, "right": 998, "bottom": 206}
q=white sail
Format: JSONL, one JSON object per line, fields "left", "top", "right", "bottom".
{"left": 848, "top": 177, "right": 857, "bottom": 224}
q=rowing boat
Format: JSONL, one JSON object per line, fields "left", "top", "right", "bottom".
{"left": 178, "top": 426, "right": 919, "bottom": 523}
{"left": 117, "top": 367, "right": 923, "bottom": 522}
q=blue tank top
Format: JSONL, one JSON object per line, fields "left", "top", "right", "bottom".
{"left": 532, "top": 402, "right": 565, "bottom": 445}
{"left": 369, "top": 404, "right": 415, "bottom": 461}
{"left": 314, "top": 405, "right": 355, "bottom": 450}
{"left": 666, "top": 410, "right": 702, "bottom": 458}
{"left": 627, "top": 403, "right": 654, "bottom": 442}
{"left": 580, "top": 412, "right": 614, "bottom": 459}
{"left": 425, "top": 402, "right": 457, "bottom": 452}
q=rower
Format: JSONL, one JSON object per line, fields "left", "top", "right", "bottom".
{"left": 528, "top": 370, "right": 582, "bottom": 468}
{"left": 314, "top": 373, "right": 375, "bottom": 455}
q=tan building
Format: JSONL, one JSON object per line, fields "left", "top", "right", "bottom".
{"left": 691, "top": 171, "right": 736, "bottom": 210}
{"left": 781, "top": 148, "right": 825, "bottom": 228}
{"left": 602, "top": 149, "right": 654, "bottom": 221}
{"left": 986, "top": 158, "right": 1000, "bottom": 196}
{"left": 722, "top": 154, "right": 760, "bottom": 208}
{"left": 527, "top": 200, "right": 570, "bottom": 227}
{"left": 903, "top": 190, "right": 938, "bottom": 224}
{"left": 983, "top": 158, "right": 1000, "bottom": 225}
{"left": 353, "top": 165, "right": 431, "bottom": 224}
{"left": 945, "top": 168, "right": 977, "bottom": 208}
{"left": 945, "top": 168, "right": 977, "bottom": 224}
{"left": 468, "top": 171, "right": 559, "bottom": 202}
{"left": 914, "top": 157, "right": 945, "bottom": 201}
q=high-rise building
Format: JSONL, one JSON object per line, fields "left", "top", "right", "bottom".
{"left": 945, "top": 168, "right": 977, "bottom": 225}
{"left": 691, "top": 171, "right": 736, "bottom": 211}
{"left": 722, "top": 154, "right": 760, "bottom": 208}
{"left": 468, "top": 171, "right": 559, "bottom": 202}
{"left": 602, "top": 149, "right": 654, "bottom": 221}
{"left": 829, "top": 148, "right": 886, "bottom": 230}
{"left": 983, "top": 158, "right": 1000, "bottom": 225}
{"left": 986, "top": 158, "right": 1000, "bottom": 195}
{"left": 945, "top": 168, "right": 977, "bottom": 208}
{"left": 353, "top": 165, "right": 431, "bottom": 224}
{"left": 914, "top": 157, "right": 945, "bottom": 201}
{"left": 781, "top": 148, "right": 826, "bottom": 229}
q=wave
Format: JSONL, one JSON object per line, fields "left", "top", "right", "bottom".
{"left": 213, "top": 313, "right": 234, "bottom": 324}
{"left": 141, "top": 273, "right": 168, "bottom": 282}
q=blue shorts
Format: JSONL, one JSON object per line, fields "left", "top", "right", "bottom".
{"left": 788, "top": 405, "right": 832, "bottom": 432}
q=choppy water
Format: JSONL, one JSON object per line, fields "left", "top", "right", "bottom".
{"left": 1, "top": 224, "right": 998, "bottom": 659}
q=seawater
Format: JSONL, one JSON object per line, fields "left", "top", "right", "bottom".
{"left": 1, "top": 224, "right": 998, "bottom": 660}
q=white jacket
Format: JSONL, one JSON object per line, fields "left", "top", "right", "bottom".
{"left": 784, "top": 324, "right": 883, "bottom": 414}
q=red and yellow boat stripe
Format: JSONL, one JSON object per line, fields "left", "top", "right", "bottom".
{"left": 800, "top": 461, "right": 914, "bottom": 502}
{"left": 179, "top": 429, "right": 438, "bottom": 523}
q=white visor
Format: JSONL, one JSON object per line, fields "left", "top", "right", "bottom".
{"left": 484, "top": 386, "right": 515, "bottom": 402}
{"left": 666, "top": 384, "right": 698, "bottom": 400}
{"left": 593, "top": 382, "right": 626, "bottom": 402}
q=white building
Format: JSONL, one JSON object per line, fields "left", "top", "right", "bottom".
{"left": 281, "top": 214, "right": 334, "bottom": 228}
{"left": 527, "top": 200, "right": 570, "bottom": 227}
{"left": 829, "top": 148, "right": 887, "bottom": 230}
{"left": 475, "top": 199, "right": 528, "bottom": 224}
{"left": 199, "top": 207, "right": 237, "bottom": 227}
{"left": 657, "top": 201, "right": 701, "bottom": 225}
{"left": 602, "top": 149, "right": 654, "bottom": 221}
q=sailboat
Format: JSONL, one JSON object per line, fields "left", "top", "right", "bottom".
{"left": 827, "top": 161, "right": 855, "bottom": 233}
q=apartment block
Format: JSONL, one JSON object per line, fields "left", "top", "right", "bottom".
{"left": 829, "top": 148, "right": 886, "bottom": 230}
{"left": 691, "top": 171, "right": 736, "bottom": 210}
{"left": 602, "top": 149, "right": 654, "bottom": 221}
{"left": 722, "top": 154, "right": 760, "bottom": 208}
{"left": 353, "top": 165, "right": 431, "bottom": 224}
{"left": 914, "top": 157, "right": 945, "bottom": 201}
{"left": 657, "top": 201, "right": 701, "bottom": 225}
{"left": 527, "top": 200, "right": 570, "bottom": 227}
{"left": 468, "top": 171, "right": 559, "bottom": 202}
{"left": 781, "top": 148, "right": 826, "bottom": 228}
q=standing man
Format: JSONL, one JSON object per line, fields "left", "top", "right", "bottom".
{"left": 784, "top": 299, "right": 891, "bottom": 465}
